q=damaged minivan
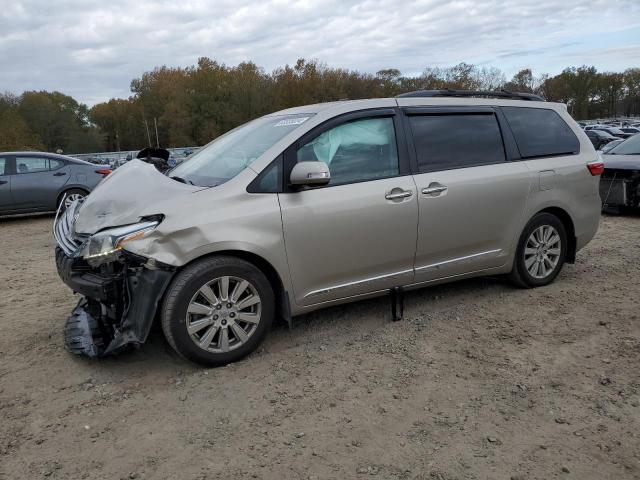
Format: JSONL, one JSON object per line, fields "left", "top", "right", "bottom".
{"left": 54, "top": 90, "right": 602, "bottom": 366}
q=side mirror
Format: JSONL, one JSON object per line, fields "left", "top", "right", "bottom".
{"left": 290, "top": 161, "right": 331, "bottom": 187}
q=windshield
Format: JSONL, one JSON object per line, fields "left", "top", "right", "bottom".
{"left": 169, "top": 113, "right": 314, "bottom": 186}
{"left": 608, "top": 134, "right": 640, "bottom": 155}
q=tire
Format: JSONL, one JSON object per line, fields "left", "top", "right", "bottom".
{"left": 58, "top": 188, "right": 88, "bottom": 209}
{"left": 161, "top": 256, "right": 274, "bottom": 367}
{"left": 509, "top": 212, "right": 568, "bottom": 288}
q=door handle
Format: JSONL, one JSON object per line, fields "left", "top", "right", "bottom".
{"left": 53, "top": 172, "right": 67, "bottom": 176}
{"left": 385, "top": 189, "right": 413, "bottom": 200}
{"left": 0, "top": 180, "right": 7, "bottom": 185}
{"left": 422, "top": 184, "right": 448, "bottom": 196}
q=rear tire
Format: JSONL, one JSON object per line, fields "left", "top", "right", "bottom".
{"left": 509, "top": 213, "right": 567, "bottom": 288}
{"left": 161, "top": 256, "right": 274, "bottom": 367}
{"left": 58, "top": 188, "right": 88, "bottom": 209}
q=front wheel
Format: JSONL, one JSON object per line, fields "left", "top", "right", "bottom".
{"left": 509, "top": 213, "right": 567, "bottom": 288}
{"left": 161, "top": 256, "right": 274, "bottom": 367}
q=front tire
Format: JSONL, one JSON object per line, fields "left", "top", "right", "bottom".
{"left": 161, "top": 256, "right": 274, "bottom": 367}
{"left": 509, "top": 213, "right": 567, "bottom": 288}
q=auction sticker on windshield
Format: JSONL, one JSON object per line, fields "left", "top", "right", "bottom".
{"left": 274, "top": 117, "right": 310, "bottom": 127}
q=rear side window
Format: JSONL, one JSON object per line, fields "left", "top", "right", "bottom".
{"left": 0, "top": 157, "right": 6, "bottom": 175}
{"left": 16, "top": 157, "right": 49, "bottom": 174}
{"left": 409, "top": 114, "right": 506, "bottom": 173}
{"left": 502, "top": 107, "right": 579, "bottom": 158}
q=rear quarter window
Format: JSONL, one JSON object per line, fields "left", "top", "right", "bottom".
{"left": 502, "top": 107, "right": 580, "bottom": 159}
{"left": 50, "top": 159, "right": 65, "bottom": 170}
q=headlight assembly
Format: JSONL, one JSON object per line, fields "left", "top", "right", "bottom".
{"left": 79, "top": 220, "right": 159, "bottom": 263}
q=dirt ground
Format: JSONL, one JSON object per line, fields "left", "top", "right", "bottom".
{"left": 0, "top": 214, "right": 639, "bottom": 480}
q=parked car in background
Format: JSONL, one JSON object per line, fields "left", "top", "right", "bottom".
{"left": 54, "top": 90, "right": 601, "bottom": 367}
{"left": 593, "top": 127, "right": 634, "bottom": 139}
{"left": 600, "top": 134, "right": 640, "bottom": 212}
{"left": 600, "top": 138, "right": 625, "bottom": 153}
{"left": 0, "top": 152, "right": 110, "bottom": 215}
{"left": 620, "top": 127, "right": 640, "bottom": 135}
{"left": 586, "top": 129, "right": 620, "bottom": 150}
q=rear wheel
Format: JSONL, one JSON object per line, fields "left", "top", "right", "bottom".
{"left": 509, "top": 213, "right": 567, "bottom": 288}
{"left": 161, "top": 256, "right": 274, "bottom": 367}
{"left": 59, "top": 188, "right": 88, "bottom": 209}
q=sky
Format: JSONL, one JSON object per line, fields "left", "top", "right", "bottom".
{"left": 1, "top": 0, "right": 639, "bottom": 106}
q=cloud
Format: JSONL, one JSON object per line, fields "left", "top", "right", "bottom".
{"left": 1, "top": 0, "right": 639, "bottom": 105}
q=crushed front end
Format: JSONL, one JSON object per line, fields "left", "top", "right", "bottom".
{"left": 53, "top": 201, "right": 175, "bottom": 357}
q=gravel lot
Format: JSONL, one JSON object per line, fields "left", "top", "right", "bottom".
{"left": 1, "top": 213, "right": 639, "bottom": 480}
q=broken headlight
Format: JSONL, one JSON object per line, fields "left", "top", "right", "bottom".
{"left": 79, "top": 220, "right": 159, "bottom": 264}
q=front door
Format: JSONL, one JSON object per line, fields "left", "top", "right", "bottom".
{"left": 279, "top": 112, "right": 418, "bottom": 307}
{"left": 402, "top": 108, "right": 533, "bottom": 283}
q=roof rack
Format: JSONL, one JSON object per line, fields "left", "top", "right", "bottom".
{"left": 396, "top": 89, "right": 545, "bottom": 102}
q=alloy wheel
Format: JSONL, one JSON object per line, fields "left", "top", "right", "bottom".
{"left": 524, "top": 225, "right": 562, "bottom": 279}
{"left": 64, "top": 193, "right": 85, "bottom": 209}
{"left": 185, "top": 276, "right": 262, "bottom": 353}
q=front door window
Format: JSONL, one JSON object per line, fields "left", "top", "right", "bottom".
{"left": 296, "top": 117, "right": 399, "bottom": 186}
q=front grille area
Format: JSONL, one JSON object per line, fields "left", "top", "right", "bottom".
{"left": 54, "top": 203, "right": 87, "bottom": 257}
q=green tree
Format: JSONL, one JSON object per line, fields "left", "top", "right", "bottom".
{"left": 0, "top": 93, "right": 43, "bottom": 150}
{"left": 17, "top": 91, "right": 101, "bottom": 153}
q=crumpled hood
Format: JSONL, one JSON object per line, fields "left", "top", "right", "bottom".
{"left": 601, "top": 154, "right": 640, "bottom": 171}
{"left": 74, "top": 159, "right": 202, "bottom": 234}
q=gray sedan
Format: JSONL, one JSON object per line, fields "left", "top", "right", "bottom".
{"left": 0, "top": 152, "right": 110, "bottom": 215}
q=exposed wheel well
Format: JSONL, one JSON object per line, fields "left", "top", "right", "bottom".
{"left": 180, "top": 250, "right": 290, "bottom": 325}
{"left": 538, "top": 207, "right": 576, "bottom": 263}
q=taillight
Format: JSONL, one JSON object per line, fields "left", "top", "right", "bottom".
{"left": 587, "top": 161, "right": 604, "bottom": 176}
{"left": 95, "top": 169, "right": 112, "bottom": 177}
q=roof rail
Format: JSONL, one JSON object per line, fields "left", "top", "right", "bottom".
{"left": 396, "top": 89, "right": 545, "bottom": 102}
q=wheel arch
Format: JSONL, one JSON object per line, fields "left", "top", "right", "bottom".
{"left": 56, "top": 186, "right": 90, "bottom": 207}
{"left": 537, "top": 206, "right": 577, "bottom": 263}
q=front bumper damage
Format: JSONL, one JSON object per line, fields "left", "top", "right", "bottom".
{"left": 55, "top": 247, "right": 174, "bottom": 357}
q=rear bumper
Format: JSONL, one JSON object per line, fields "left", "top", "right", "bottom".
{"left": 55, "top": 247, "right": 175, "bottom": 356}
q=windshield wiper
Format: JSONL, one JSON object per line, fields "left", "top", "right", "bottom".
{"left": 170, "top": 176, "right": 194, "bottom": 185}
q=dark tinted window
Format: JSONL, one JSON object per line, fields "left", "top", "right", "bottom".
{"left": 502, "top": 107, "right": 579, "bottom": 158}
{"left": 409, "top": 114, "right": 505, "bottom": 173}
{"left": 296, "top": 117, "right": 399, "bottom": 186}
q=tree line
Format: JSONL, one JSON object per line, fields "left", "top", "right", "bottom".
{"left": 1, "top": 59, "right": 639, "bottom": 154}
